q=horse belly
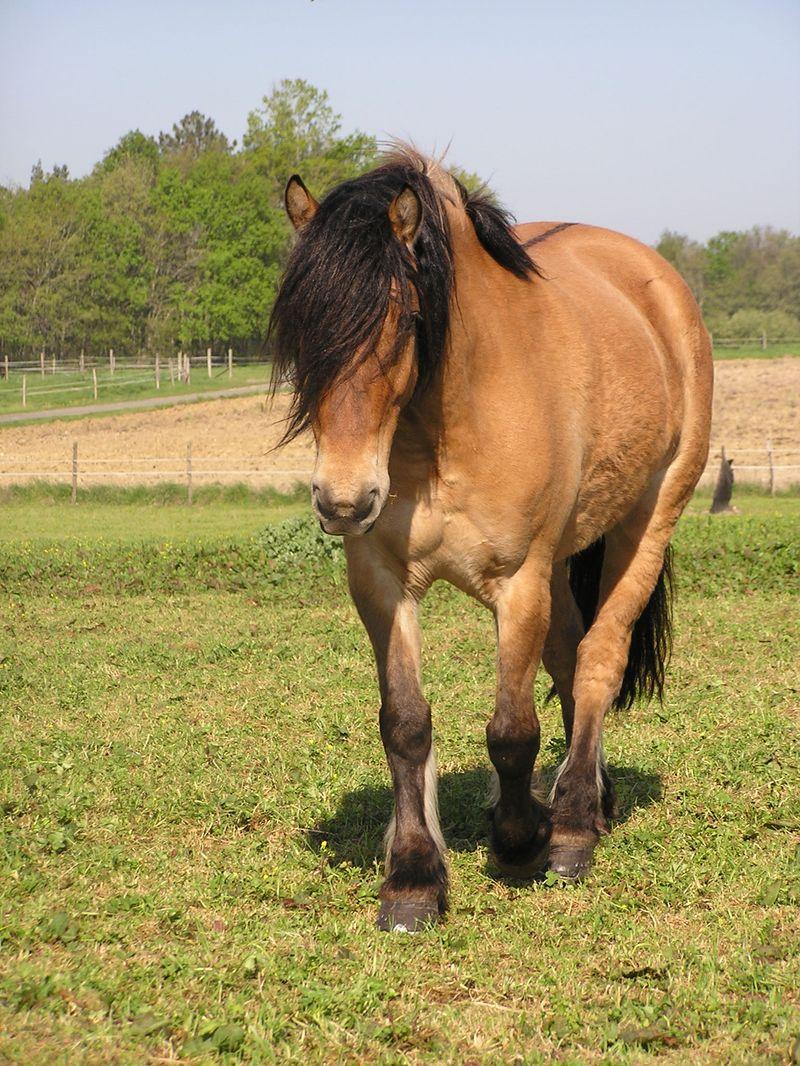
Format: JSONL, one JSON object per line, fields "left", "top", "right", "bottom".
{"left": 563, "top": 375, "right": 680, "bottom": 555}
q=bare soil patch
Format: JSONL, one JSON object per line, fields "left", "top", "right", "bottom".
{"left": 705, "top": 357, "right": 800, "bottom": 487}
{"left": 0, "top": 358, "right": 797, "bottom": 490}
{"left": 0, "top": 392, "right": 315, "bottom": 492}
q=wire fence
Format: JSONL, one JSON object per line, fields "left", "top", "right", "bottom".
{"left": 0, "top": 441, "right": 797, "bottom": 502}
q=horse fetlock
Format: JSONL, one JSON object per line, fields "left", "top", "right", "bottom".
{"left": 489, "top": 799, "right": 551, "bottom": 878}
{"left": 551, "top": 760, "right": 614, "bottom": 838}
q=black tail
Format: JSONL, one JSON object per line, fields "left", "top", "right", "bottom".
{"left": 568, "top": 538, "right": 674, "bottom": 710}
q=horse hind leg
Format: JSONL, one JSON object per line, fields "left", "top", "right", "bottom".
{"left": 548, "top": 475, "right": 685, "bottom": 880}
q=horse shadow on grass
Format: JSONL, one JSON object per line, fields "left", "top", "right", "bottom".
{"left": 308, "top": 762, "right": 662, "bottom": 874}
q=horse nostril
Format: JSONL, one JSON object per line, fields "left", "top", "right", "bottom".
{"left": 352, "top": 489, "right": 379, "bottom": 524}
{"left": 314, "top": 484, "right": 380, "bottom": 525}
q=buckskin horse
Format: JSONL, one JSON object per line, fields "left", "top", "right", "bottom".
{"left": 270, "top": 146, "right": 713, "bottom": 932}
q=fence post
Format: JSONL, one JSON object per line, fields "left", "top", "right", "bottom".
{"left": 761, "top": 332, "right": 767, "bottom": 351}
{"left": 71, "top": 442, "right": 78, "bottom": 504}
{"left": 207, "top": 346, "right": 212, "bottom": 378}
{"left": 186, "top": 442, "right": 193, "bottom": 505}
{"left": 3, "top": 354, "right": 7, "bottom": 381}
{"left": 40, "top": 351, "right": 45, "bottom": 377}
{"left": 22, "top": 374, "right": 27, "bottom": 407}
{"left": 767, "top": 439, "right": 775, "bottom": 496}
{"left": 79, "top": 349, "right": 85, "bottom": 373}
{"left": 51, "top": 356, "right": 56, "bottom": 375}
{"left": 186, "top": 356, "right": 191, "bottom": 386}
{"left": 109, "top": 348, "right": 114, "bottom": 375}
{"left": 155, "top": 354, "right": 160, "bottom": 390}
{"left": 228, "top": 347, "right": 233, "bottom": 378}
{"left": 169, "top": 358, "right": 175, "bottom": 385}
{"left": 92, "top": 366, "right": 98, "bottom": 400}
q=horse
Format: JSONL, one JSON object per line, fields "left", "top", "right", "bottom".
{"left": 270, "top": 146, "right": 713, "bottom": 932}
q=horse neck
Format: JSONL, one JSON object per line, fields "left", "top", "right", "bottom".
{"left": 407, "top": 232, "right": 511, "bottom": 441}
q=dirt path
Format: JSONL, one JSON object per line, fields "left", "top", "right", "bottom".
{"left": 0, "top": 384, "right": 268, "bottom": 425}
{"left": 0, "top": 358, "right": 797, "bottom": 491}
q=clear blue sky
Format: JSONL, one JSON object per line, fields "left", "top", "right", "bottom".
{"left": 1, "top": 0, "right": 798, "bottom": 243}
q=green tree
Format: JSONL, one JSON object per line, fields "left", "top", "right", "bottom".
{"left": 158, "top": 111, "right": 232, "bottom": 161}
{"left": 97, "top": 130, "right": 160, "bottom": 175}
{"left": 243, "top": 78, "right": 377, "bottom": 201}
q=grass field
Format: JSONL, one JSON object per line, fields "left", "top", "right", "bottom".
{"left": 0, "top": 365, "right": 270, "bottom": 416}
{"left": 712, "top": 342, "right": 799, "bottom": 361}
{"left": 0, "top": 491, "right": 798, "bottom": 1063}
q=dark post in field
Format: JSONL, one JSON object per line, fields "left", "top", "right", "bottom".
{"left": 710, "top": 447, "right": 735, "bottom": 514}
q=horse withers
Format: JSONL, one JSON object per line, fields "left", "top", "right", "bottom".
{"left": 270, "top": 148, "right": 713, "bottom": 932}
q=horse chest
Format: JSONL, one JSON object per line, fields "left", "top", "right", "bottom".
{"left": 396, "top": 497, "right": 533, "bottom": 604}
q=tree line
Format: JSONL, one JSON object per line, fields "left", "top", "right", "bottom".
{"left": 656, "top": 228, "right": 800, "bottom": 340}
{"left": 1, "top": 79, "right": 797, "bottom": 361}
{"left": 0, "top": 80, "right": 377, "bottom": 361}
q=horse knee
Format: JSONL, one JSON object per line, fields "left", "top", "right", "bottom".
{"left": 379, "top": 694, "right": 431, "bottom": 764}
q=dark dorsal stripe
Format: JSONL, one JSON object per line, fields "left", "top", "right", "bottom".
{"left": 523, "top": 222, "right": 576, "bottom": 249}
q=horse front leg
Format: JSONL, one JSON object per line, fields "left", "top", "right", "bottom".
{"left": 487, "top": 555, "right": 552, "bottom": 877}
{"left": 346, "top": 546, "right": 446, "bottom": 932}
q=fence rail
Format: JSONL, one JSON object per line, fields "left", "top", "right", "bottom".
{"left": 0, "top": 348, "right": 275, "bottom": 407}
{"left": 709, "top": 335, "right": 800, "bottom": 349}
{"left": 0, "top": 440, "right": 798, "bottom": 500}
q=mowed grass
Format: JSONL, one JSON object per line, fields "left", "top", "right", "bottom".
{"left": 712, "top": 342, "right": 799, "bottom": 360}
{"left": 0, "top": 493, "right": 798, "bottom": 1063}
{"left": 0, "top": 365, "right": 270, "bottom": 416}
{"left": 0, "top": 484, "right": 308, "bottom": 544}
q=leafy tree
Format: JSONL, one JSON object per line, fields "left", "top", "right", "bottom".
{"left": 243, "top": 78, "right": 377, "bottom": 201}
{"left": 158, "top": 111, "right": 232, "bottom": 160}
{"left": 97, "top": 130, "right": 160, "bottom": 175}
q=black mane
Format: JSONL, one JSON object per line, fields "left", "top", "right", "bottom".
{"left": 269, "top": 155, "right": 539, "bottom": 441}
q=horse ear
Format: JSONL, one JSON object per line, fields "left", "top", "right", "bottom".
{"left": 285, "top": 175, "right": 319, "bottom": 231}
{"left": 388, "top": 186, "right": 423, "bottom": 247}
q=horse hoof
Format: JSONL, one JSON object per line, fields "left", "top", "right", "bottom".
{"left": 547, "top": 844, "right": 594, "bottom": 881}
{"left": 376, "top": 900, "right": 439, "bottom": 933}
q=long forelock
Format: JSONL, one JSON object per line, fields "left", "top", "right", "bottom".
{"left": 269, "top": 145, "right": 537, "bottom": 442}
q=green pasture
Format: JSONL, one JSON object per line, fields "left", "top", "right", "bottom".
{"left": 711, "top": 341, "right": 798, "bottom": 360}
{"left": 0, "top": 364, "right": 269, "bottom": 417}
{"left": 0, "top": 491, "right": 798, "bottom": 1063}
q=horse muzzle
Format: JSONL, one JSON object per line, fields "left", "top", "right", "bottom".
{"left": 312, "top": 482, "right": 383, "bottom": 536}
